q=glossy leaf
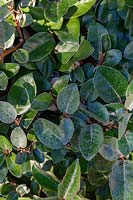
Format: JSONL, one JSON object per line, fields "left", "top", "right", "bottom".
{"left": 32, "top": 164, "right": 59, "bottom": 191}
{"left": 58, "top": 159, "right": 81, "bottom": 200}
{"left": 124, "top": 41, "right": 133, "bottom": 60}
{"left": 33, "top": 118, "right": 64, "bottom": 149}
{"left": 118, "top": 113, "right": 132, "bottom": 139}
{"left": 0, "top": 101, "right": 17, "bottom": 124}
{"left": 0, "top": 71, "right": 8, "bottom": 91}
{"left": 31, "top": 92, "right": 53, "bottom": 111}
{"left": 0, "top": 21, "right": 15, "bottom": 49}
{"left": 94, "top": 66, "right": 128, "bottom": 103}
{"left": 10, "top": 127, "right": 27, "bottom": 148}
{"left": 13, "top": 49, "right": 29, "bottom": 64}
{"left": 23, "top": 32, "right": 55, "bottom": 62}
{"left": 0, "top": 162, "right": 8, "bottom": 183}
{"left": 78, "top": 124, "right": 104, "bottom": 161}
{"left": 6, "top": 153, "right": 22, "bottom": 178}
{"left": 109, "top": 160, "right": 133, "bottom": 200}
{"left": 8, "top": 73, "right": 37, "bottom": 115}
{"left": 0, "top": 135, "right": 12, "bottom": 152}
{"left": 87, "top": 101, "right": 110, "bottom": 124}
{"left": 0, "top": 63, "right": 20, "bottom": 78}
{"left": 57, "top": 83, "right": 80, "bottom": 114}
{"left": 80, "top": 78, "right": 98, "bottom": 102}
{"left": 103, "top": 49, "right": 122, "bottom": 67}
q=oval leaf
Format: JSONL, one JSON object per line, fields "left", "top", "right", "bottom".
{"left": 10, "top": 127, "right": 27, "bottom": 148}
{"left": 78, "top": 124, "right": 104, "bottom": 161}
{"left": 0, "top": 101, "right": 17, "bottom": 124}
{"left": 57, "top": 83, "right": 80, "bottom": 114}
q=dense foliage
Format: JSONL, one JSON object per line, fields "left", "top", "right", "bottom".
{"left": 0, "top": 0, "right": 133, "bottom": 199}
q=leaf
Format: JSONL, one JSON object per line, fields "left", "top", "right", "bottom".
{"left": 78, "top": 124, "right": 104, "bottom": 161}
{"left": 8, "top": 73, "right": 37, "bottom": 115}
{"left": 126, "top": 80, "right": 133, "bottom": 97}
{"left": 80, "top": 78, "right": 98, "bottom": 102}
{"left": 125, "top": 0, "right": 133, "bottom": 7}
{"left": 87, "top": 22, "right": 109, "bottom": 59}
{"left": 0, "top": 101, "right": 17, "bottom": 124}
{"left": 59, "top": 40, "right": 94, "bottom": 71}
{"left": 59, "top": 118, "right": 75, "bottom": 144}
{"left": 109, "top": 160, "right": 133, "bottom": 200}
{"left": 0, "top": 135, "right": 12, "bottom": 152}
{"left": 10, "top": 127, "right": 27, "bottom": 148}
{"left": 23, "top": 32, "right": 55, "bottom": 62}
{"left": 13, "top": 49, "right": 29, "bottom": 64}
{"left": 93, "top": 66, "right": 128, "bottom": 103}
{"left": 99, "top": 136, "right": 121, "bottom": 161}
{"left": 87, "top": 101, "right": 110, "bottom": 124}
{"left": 65, "top": 0, "right": 96, "bottom": 19}
{"left": 0, "top": 71, "right": 8, "bottom": 91}
{"left": 44, "top": 0, "right": 69, "bottom": 23}
{"left": 7, "top": 191, "right": 19, "bottom": 200}
{"left": 0, "top": 162, "right": 8, "bottom": 183}
{"left": 58, "top": 159, "right": 81, "bottom": 200}
{"left": 33, "top": 118, "right": 64, "bottom": 149}
{"left": 31, "top": 92, "right": 53, "bottom": 111}
{"left": 124, "top": 94, "right": 133, "bottom": 111}
{"left": 6, "top": 153, "right": 22, "bottom": 178}
{"left": 118, "top": 113, "right": 132, "bottom": 139}
{"left": 0, "top": 21, "right": 15, "bottom": 49}
{"left": 0, "top": 2, "right": 13, "bottom": 22}
{"left": 52, "top": 75, "right": 70, "bottom": 93}
{"left": 32, "top": 164, "right": 59, "bottom": 191}
{"left": 33, "top": 148, "right": 45, "bottom": 163}
{"left": 124, "top": 41, "right": 133, "bottom": 60}
{"left": 0, "top": 63, "right": 20, "bottom": 78}
{"left": 103, "top": 49, "right": 122, "bottom": 67}
{"left": 57, "top": 83, "right": 80, "bottom": 114}
{"left": 16, "top": 184, "right": 30, "bottom": 196}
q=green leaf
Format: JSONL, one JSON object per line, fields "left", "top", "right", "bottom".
{"left": 8, "top": 73, "right": 37, "bottom": 115}
{"left": 0, "top": 162, "right": 8, "bottom": 183}
{"left": 125, "top": 0, "right": 133, "bottom": 7}
{"left": 87, "top": 101, "right": 109, "bottom": 124}
{"left": 7, "top": 191, "right": 19, "bottom": 200}
{"left": 59, "top": 118, "right": 75, "bottom": 144}
{"left": 57, "top": 83, "right": 80, "bottom": 114}
{"left": 59, "top": 40, "right": 94, "bottom": 71}
{"left": 23, "top": 32, "right": 55, "bottom": 62}
{"left": 0, "top": 2, "right": 13, "bottom": 22}
{"left": 118, "top": 113, "right": 132, "bottom": 139}
{"left": 106, "top": 103, "right": 125, "bottom": 119}
{"left": 109, "top": 160, "right": 133, "bottom": 200}
{"left": 18, "top": 13, "right": 33, "bottom": 27}
{"left": 0, "top": 63, "right": 20, "bottom": 78}
{"left": 13, "top": 49, "right": 29, "bottom": 64}
{"left": 94, "top": 66, "right": 128, "bottom": 103}
{"left": 52, "top": 75, "right": 70, "bottom": 93}
{"left": 103, "top": 49, "right": 122, "bottom": 67}
{"left": 0, "top": 21, "right": 15, "bottom": 49}
{"left": 31, "top": 92, "right": 53, "bottom": 111}
{"left": 33, "top": 148, "right": 44, "bottom": 163}
{"left": 6, "top": 153, "right": 22, "bottom": 178}
{"left": 0, "top": 135, "right": 12, "bottom": 152}
{"left": 78, "top": 124, "right": 104, "bottom": 161}
{"left": 99, "top": 136, "right": 121, "bottom": 161}
{"left": 58, "top": 159, "right": 81, "bottom": 200}
{"left": 33, "top": 118, "right": 64, "bottom": 149}
{"left": 16, "top": 184, "right": 30, "bottom": 196}
{"left": 32, "top": 164, "right": 59, "bottom": 191}
{"left": 65, "top": 0, "right": 96, "bottom": 18}
{"left": 124, "top": 94, "right": 133, "bottom": 111}
{"left": 0, "top": 71, "right": 8, "bottom": 91}
{"left": 80, "top": 79, "right": 98, "bottom": 102}
{"left": 124, "top": 41, "right": 133, "bottom": 60}
{"left": 10, "top": 127, "right": 27, "bottom": 148}
{"left": 44, "top": 0, "right": 69, "bottom": 23}
{"left": 126, "top": 80, "right": 133, "bottom": 97}
{"left": 87, "top": 22, "right": 109, "bottom": 59}
{"left": 0, "top": 101, "right": 17, "bottom": 124}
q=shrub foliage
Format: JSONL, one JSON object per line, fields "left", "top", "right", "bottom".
{"left": 0, "top": 0, "right": 133, "bottom": 199}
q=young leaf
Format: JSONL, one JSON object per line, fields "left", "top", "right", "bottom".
{"left": 0, "top": 71, "right": 8, "bottom": 91}
{"left": 0, "top": 135, "right": 12, "bottom": 152}
{"left": 58, "top": 159, "right": 81, "bottom": 200}
{"left": 57, "top": 83, "right": 80, "bottom": 114}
